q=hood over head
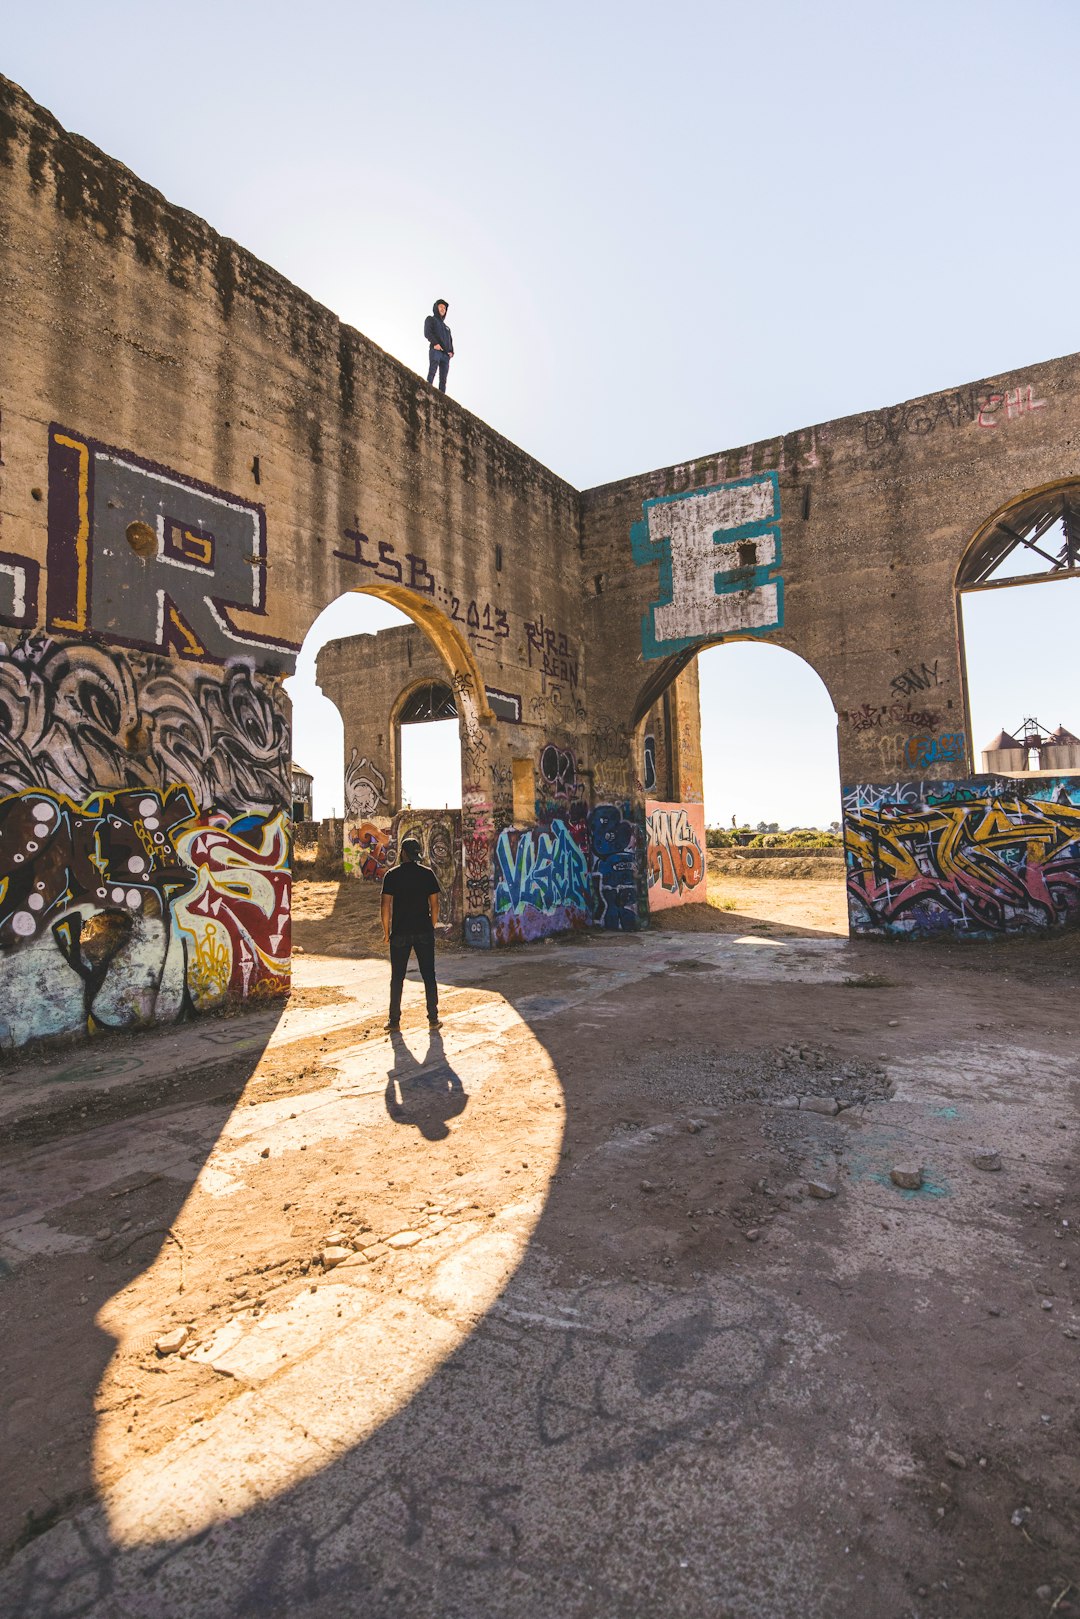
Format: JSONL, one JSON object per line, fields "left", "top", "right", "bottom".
{"left": 433, "top": 299, "right": 449, "bottom": 316}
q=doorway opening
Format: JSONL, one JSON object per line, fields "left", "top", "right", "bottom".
{"left": 637, "top": 641, "right": 846, "bottom": 938}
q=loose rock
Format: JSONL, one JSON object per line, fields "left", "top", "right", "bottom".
{"left": 972, "top": 1149, "right": 1002, "bottom": 1172}
{"left": 155, "top": 1326, "right": 190, "bottom": 1356}
{"left": 260, "top": 1147, "right": 270, "bottom": 1159}
{"left": 806, "top": 1180, "right": 838, "bottom": 1199}
{"left": 945, "top": 1450, "right": 967, "bottom": 1469}
{"left": 890, "top": 1164, "right": 924, "bottom": 1190}
{"left": 685, "top": 1120, "right": 703, "bottom": 1134}
{"left": 387, "top": 1230, "right": 422, "bottom": 1249}
{"left": 321, "top": 1246, "right": 352, "bottom": 1269}
{"left": 640, "top": 1180, "right": 657, "bottom": 1193}
{"left": 800, "top": 1096, "right": 840, "bottom": 1116}
{"left": 744, "top": 1228, "right": 761, "bottom": 1242}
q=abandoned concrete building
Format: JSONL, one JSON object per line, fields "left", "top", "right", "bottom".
{"left": 1, "top": 70, "right": 1079, "bottom": 1053}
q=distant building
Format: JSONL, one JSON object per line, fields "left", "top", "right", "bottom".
{"left": 981, "top": 720, "right": 1080, "bottom": 774}
{"left": 291, "top": 761, "right": 314, "bottom": 821}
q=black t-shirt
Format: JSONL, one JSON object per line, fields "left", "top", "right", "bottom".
{"left": 382, "top": 860, "right": 441, "bottom": 935}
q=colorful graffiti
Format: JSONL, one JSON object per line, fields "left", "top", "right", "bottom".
{"left": 0, "top": 785, "right": 289, "bottom": 1048}
{"left": 0, "top": 635, "right": 290, "bottom": 816}
{"left": 493, "top": 819, "right": 591, "bottom": 943}
{"left": 844, "top": 777, "right": 1080, "bottom": 938}
{"left": 588, "top": 803, "right": 639, "bottom": 931}
{"left": 47, "top": 427, "right": 298, "bottom": 672}
{"left": 344, "top": 819, "right": 394, "bottom": 881}
{"left": 630, "top": 473, "right": 783, "bottom": 660}
{"left": 394, "top": 811, "right": 463, "bottom": 927}
{"left": 645, "top": 801, "right": 706, "bottom": 911}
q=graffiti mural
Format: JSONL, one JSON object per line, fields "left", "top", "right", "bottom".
{"left": 47, "top": 427, "right": 299, "bottom": 672}
{"left": 344, "top": 819, "right": 394, "bottom": 881}
{"left": 493, "top": 819, "right": 592, "bottom": 944}
{"left": 844, "top": 776, "right": 1080, "bottom": 938}
{"left": 630, "top": 473, "right": 782, "bottom": 659}
{"left": 0, "top": 635, "right": 290, "bottom": 816}
{"left": 645, "top": 801, "right": 706, "bottom": 911}
{"left": 588, "top": 803, "right": 639, "bottom": 931}
{"left": 0, "top": 786, "right": 289, "bottom": 1048}
{"left": 343, "top": 750, "right": 387, "bottom": 818}
{"left": 394, "top": 810, "right": 463, "bottom": 927}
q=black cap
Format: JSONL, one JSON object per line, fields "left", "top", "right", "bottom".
{"left": 400, "top": 838, "right": 423, "bottom": 861}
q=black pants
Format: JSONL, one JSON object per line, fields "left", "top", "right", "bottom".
{"left": 427, "top": 349, "right": 450, "bottom": 392}
{"left": 389, "top": 931, "right": 438, "bottom": 1022}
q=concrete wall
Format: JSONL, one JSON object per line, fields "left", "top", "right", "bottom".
{"left": 5, "top": 70, "right": 1080, "bottom": 1048}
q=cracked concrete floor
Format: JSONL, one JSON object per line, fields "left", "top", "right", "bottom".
{"left": 1, "top": 894, "right": 1079, "bottom": 1619}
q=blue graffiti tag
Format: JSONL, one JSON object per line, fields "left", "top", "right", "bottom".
{"left": 494, "top": 820, "right": 591, "bottom": 916}
{"left": 588, "top": 803, "right": 639, "bottom": 930}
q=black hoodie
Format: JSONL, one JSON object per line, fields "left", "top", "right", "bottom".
{"left": 424, "top": 302, "right": 453, "bottom": 356}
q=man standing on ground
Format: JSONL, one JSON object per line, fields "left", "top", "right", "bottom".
{"left": 424, "top": 298, "right": 454, "bottom": 393}
{"left": 381, "top": 837, "right": 442, "bottom": 1031}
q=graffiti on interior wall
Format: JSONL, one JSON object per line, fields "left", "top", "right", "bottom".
{"left": 0, "top": 635, "right": 290, "bottom": 815}
{"left": 524, "top": 617, "right": 579, "bottom": 689}
{"left": 343, "top": 750, "right": 388, "bottom": 818}
{"left": 643, "top": 733, "right": 657, "bottom": 793}
{"left": 588, "top": 803, "right": 639, "bottom": 931}
{"left": 645, "top": 801, "right": 706, "bottom": 911}
{"left": 47, "top": 427, "right": 298, "bottom": 672}
{"left": 890, "top": 660, "right": 941, "bottom": 700}
{"left": 841, "top": 700, "right": 943, "bottom": 737}
{"left": 0, "top": 550, "right": 39, "bottom": 630}
{"left": 844, "top": 777, "right": 1080, "bottom": 939}
{"left": 904, "top": 732, "right": 965, "bottom": 769}
{"left": 345, "top": 819, "right": 394, "bottom": 881}
{"left": 493, "top": 819, "right": 591, "bottom": 943}
{"left": 395, "top": 811, "right": 463, "bottom": 926}
{"left": 0, "top": 785, "right": 289, "bottom": 1049}
{"left": 631, "top": 473, "right": 783, "bottom": 660}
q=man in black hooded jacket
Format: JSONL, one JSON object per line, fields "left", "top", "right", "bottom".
{"left": 424, "top": 299, "right": 453, "bottom": 393}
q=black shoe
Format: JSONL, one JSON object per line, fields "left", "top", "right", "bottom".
{"left": 428, "top": 1017, "right": 442, "bottom": 1030}
{"left": 384, "top": 1020, "right": 400, "bottom": 1033}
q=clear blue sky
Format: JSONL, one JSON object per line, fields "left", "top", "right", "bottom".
{"left": 6, "top": 1, "right": 1077, "bottom": 821}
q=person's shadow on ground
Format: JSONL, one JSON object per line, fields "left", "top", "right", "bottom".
{"left": 383, "top": 1029, "right": 468, "bottom": 1141}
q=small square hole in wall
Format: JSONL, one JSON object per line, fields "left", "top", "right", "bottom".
{"left": 737, "top": 540, "right": 757, "bottom": 567}
{"left": 512, "top": 758, "right": 535, "bottom": 824}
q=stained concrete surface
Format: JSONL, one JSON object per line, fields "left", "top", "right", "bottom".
{"left": 1, "top": 889, "right": 1079, "bottom": 1618}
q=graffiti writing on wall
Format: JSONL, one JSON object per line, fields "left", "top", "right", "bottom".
{"left": 0, "top": 785, "right": 289, "bottom": 1049}
{"left": 524, "top": 617, "right": 579, "bottom": 688}
{"left": 976, "top": 387, "right": 1046, "bottom": 429}
{"left": 493, "top": 819, "right": 591, "bottom": 943}
{"left": 844, "top": 776, "right": 1080, "bottom": 939}
{"left": 395, "top": 811, "right": 463, "bottom": 927}
{"left": 841, "top": 700, "right": 942, "bottom": 736}
{"left": 345, "top": 819, "right": 394, "bottom": 881}
{"left": 631, "top": 473, "right": 783, "bottom": 660}
{"left": 588, "top": 803, "right": 639, "bottom": 931}
{"left": 890, "top": 660, "right": 940, "bottom": 699}
{"left": 904, "top": 732, "right": 965, "bottom": 769}
{"left": 462, "top": 798, "right": 494, "bottom": 918}
{"left": 645, "top": 801, "right": 706, "bottom": 911}
{"left": 0, "top": 550, "right": 39, "bottom": 630}
{"left": 643, "top": 733, "right": 657, "bottom": 793}
{"left": 343, "top": 750, "right": 387, "bottom": 818}
{"left": 334, "top": 530, "right": 436, "bottom": 596}
{"left": 0, "top": 636, "right": 290, "bottom": 817}
{"left": 47, "top": 427, "right": 299, "bottom": 672}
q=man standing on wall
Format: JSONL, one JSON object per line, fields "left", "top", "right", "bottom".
{"left": 381, "top": 838, "right": 442, "bottom": 1031}
{"left": 424, "top": 298, "right": 454, "bottom": 393}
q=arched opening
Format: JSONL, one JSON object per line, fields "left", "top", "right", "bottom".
{"left": 283, "top": 586, "right": 489, "bottom": 952}
{"left": 633, "top": 640, "right": 846, "bottom": 939}
{"left": 957, "top": 482, "right": 1080, "bottom": 780}
{"left": 393, "top": 678, "right": 462, "bottom": 811}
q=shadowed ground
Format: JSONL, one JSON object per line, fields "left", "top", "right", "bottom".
{"left": 1, "top": 874, "right": 1078, "bottom": 1618}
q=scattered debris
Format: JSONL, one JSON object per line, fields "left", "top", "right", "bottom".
{"left": 972, "top": 1149, "right": 1002, "bottom": 1172}
{"left": 321, "top": 1246, "right": 352, "bottom": 1269}
{"left": 640, "top": 1180, "right": 657, "bottom": 1193}
{"left": 155, "top": 1326, "right": 189, "bottom": 1356}
{"left": 685, "top": 1120, "right": 703, "bottom": 1134}
{"left": 744, "top": 1228, "right": 761, "bottom": 1242}
{"left": 800, "top": 1096, "right": 840, "bottom": 1117}
{"left": 890, "top": 1165, "right": 924, "bottom": 1190}
{"left": 386, "top": 1231, "right": 422, "bottom": 1249}
{"left": 806, "top": 1180, "right": 838, "bottom": 1199}
{"left": 260, "top": 1147, "right": 270, "bottom": 1158}
{"left": 945, "top": 1450, "right": 967, "bottom": 1469}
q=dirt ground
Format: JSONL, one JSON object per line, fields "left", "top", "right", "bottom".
{"left": 1, "top": 869, "right": 1078, "bottom": 1619}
